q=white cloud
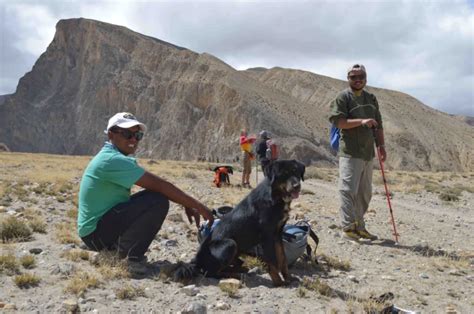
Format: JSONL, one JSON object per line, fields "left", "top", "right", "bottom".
{"left": 0, "top": 0, "right": 472, "bottom": 115}
{"left": 6, "top": 4, "right": 57, "bottom": 55}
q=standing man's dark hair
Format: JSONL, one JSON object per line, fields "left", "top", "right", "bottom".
{"left": 78, "top": 112, "right": 214, "bottom": 275}
{"left": 328, "top": 64, "right": 386, "bottom": 241}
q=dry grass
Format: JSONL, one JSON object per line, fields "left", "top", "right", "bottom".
{"left": 65, "top": 272, "right": 101, "bottom": 296}
{"left": 0, "top": 253, "right": 20, "bottom": 275}
{"left": 115, "top": 284, "right": 147, "bottom": 300}
{"left": 55, "top": 222, "right": 80, "bottom": 244}
{"left": 19, "top": 255, "right": 36, "bottom": 269}
{"left": 91, "top": 251, "right": 130, "bottom": 280}
{"left": 28, "top": 216, "right": 47, "bottom": 234}
{"left": 0, "top": 153, "right": 90, "bottom": 183}
{"left": 305, "top": 167, "right": 337, "bottom": 182}
{"left": 318, "top": 253, "right": 351, "bottom": 271}
{"left": 0, "top": 216, "right": 33, "bottom": 242}
{"left": 371, "top": 170, "right": 474, "bottom": 198}
{"left": 359, "top": 298, "right": 390, "bottom": 313}
{"left": 13, "top": 273, "right": 41, "bottom": 288}
{"left": 301, "top": 277, "right": 334, "bottom": 297}
{"left": 242, "top": 255, "right": 267, "bottom": 270}
{"left": 61, "top": 249, "right": 90, "bottom": 262}
{"left": 430, "top": 253, "right": 472, "bottom": 271}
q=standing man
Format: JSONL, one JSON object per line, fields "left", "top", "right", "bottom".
{"left": 256, "top": 130, "right": 271, "bottom": 177}
{"left": 78, "top": 112, "right": 214, "bottom": 274}
{"left": 329, "top": 64, "right": 386, "bottom": 241}
{"left": 239, "top": 129, "right": 255, "bottom": 188}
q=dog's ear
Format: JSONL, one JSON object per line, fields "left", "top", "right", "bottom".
{"left": 296, "top": 160, "right": 305, "bottom": 181}
{"left": 268, "top": 161, "right": 277, "bottom": 185}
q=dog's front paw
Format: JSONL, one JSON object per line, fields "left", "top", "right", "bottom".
{"left": 283, "top": 274, "right": 300, "bottom": 285}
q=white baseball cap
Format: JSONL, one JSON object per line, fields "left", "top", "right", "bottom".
{"left": 106, "top": 112, "right": 147, "bottom": 133}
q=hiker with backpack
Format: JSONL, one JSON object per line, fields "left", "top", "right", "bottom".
{"left": 328, "top": 64, "right": 386, "bottom": 241}
{"left": 77, "top": 112, "right": 214, "bottom": 275}
{"left": 256, "top": 130, "right": 271, "bottom": 176}
{"left": 256, "top": 130, "right": 279, "bottom": 177}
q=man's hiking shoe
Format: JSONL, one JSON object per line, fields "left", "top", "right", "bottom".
{"left": 343, "top": 230, "right": 360, "bottom": 241}
{"left": 358, "top": 229, "right": 378, "bottom": 240}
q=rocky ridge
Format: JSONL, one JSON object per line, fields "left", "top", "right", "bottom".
{"left": 0, "top": 18, "right": 472, "bottom": 171}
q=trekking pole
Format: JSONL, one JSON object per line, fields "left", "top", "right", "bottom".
{"left": 372, "top": 128, "right": 399, "bottom": 242}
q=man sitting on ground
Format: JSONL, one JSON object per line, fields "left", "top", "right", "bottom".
{"left": 78, "top": 112, "right": 213, "bottom": 274}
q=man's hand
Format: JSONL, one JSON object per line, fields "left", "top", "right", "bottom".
{"left": 361, "top": 119, "right": 378, "bottom": 128}
{"left": 184, "top": 206, "right": 214, "bottom": 228}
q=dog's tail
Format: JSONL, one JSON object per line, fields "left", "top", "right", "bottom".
{"left": 173, "top": 260, "right": 199, "bottom": 282}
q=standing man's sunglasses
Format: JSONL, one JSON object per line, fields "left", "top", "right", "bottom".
{"left": 112, "top": 129, "right": 144, "bottom": 141}
{"left": 348, "top": 74, "right": 366, "bottom": 81}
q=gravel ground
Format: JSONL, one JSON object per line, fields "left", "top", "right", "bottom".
{"left": 1, "top": 160, "right": 473, "bottom": 313}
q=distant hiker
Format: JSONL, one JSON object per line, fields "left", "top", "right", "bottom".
{"left": 328, "top": 64, "right": 386, "bottom": 241}
{"left": 213, "top": 165, "right": 233, "bottom": 187}
{"left": 256, "top": 130, "right": 274, "bottom": 177}
{"left": 239, "top": 129, "right": 256, "bottom": 188}
{"left": 78, "top": 112, "right": 213, "bottom": 275}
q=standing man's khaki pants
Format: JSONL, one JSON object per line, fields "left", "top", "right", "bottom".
{"left": 338, "top": 157, "right": 373, "bottom": 232}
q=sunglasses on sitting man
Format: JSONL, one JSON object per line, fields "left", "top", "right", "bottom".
{"left": 111, "top": 128, "right": 144, "bottom": 141}
{"left": 348, "top": 74, "right": 366, "bottom": 81}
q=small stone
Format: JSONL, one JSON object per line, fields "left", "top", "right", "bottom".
{"left": 62, "top": 299, "right": 79, "bottom": 313}
{"left": 181, "top": 284, "right": 199, "bottom": 296}
{"left": 167, "top": 213, "right": 184, "bottom": 222}
{"left": 182, "top": 302, "right": 207, "bottom": 314}
{"left": 218, "top": 278, "right": 241, "bottom": 291}
{"left": 328, "top": 224, "right": 338, "bottom": 229}
{"left": 419, "top": 273, "right": 429, "bottom": 279}
{"left": 89, "top": 252, "right": 100, "bottom": 265}
{"left": 29, "top": 248, "right": 43, "bottom": 255}
{"left": 3, "top": 304, "right": 16, "bottom": 310}
{"left": 162, "top": 239, "right": 178, "bottom": 247}
{"left": 215, "top": 301, "right": 231, "bottom": 310}
{"left": 448, "top": 269, "right": 462, "bottom": 276}
{"left": 381, "top": 275, "right": 395, "bottom": 281}
{"left": 348, "top": 275, "right": 358, "bottom": 283}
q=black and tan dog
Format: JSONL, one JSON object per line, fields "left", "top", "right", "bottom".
{"left": 174, "top": 159, "right": 305, "bottom": 286}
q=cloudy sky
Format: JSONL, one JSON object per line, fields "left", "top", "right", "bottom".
{"left": 1, "top": 0, "right": 473, "bottom": 116}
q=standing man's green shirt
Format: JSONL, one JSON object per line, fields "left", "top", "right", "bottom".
{"left": 329, "top": 88, "right": 383, "bottom": 160}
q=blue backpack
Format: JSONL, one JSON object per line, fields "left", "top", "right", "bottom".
{"left": 330, "top": 124, "right": 340, "bottom": 151}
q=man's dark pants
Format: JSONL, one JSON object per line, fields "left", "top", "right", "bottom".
{"left": 81, "top": 190, "right": 169, "bottom": 261}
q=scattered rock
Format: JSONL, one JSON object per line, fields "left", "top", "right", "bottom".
{"left": 181, "top": 285, "right": 199, "bottom": 296}
{"left": 29, "top": 248, "right": 43, "bottom": 255}
{"left": 62, "top": 299, "right": 79, "bottom": 313}
{"left": 3, "top": 303, "right": 16, "bottom": 310}
{"left": 215, "top": 301, "right": 231, "bottom": 310}
{"left": 181, "top": 302, "right": 207, "bottom": 314}
{"left": 218, "top": 278, "right": 241, "bottom": 291}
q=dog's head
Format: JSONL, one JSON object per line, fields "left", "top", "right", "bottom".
{"left": 267, "top": 160, "right": 305, "bottom": 201}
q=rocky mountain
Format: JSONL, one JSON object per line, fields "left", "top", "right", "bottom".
{"left": 0, "top": 18, "right": 472, "bottom": 171}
